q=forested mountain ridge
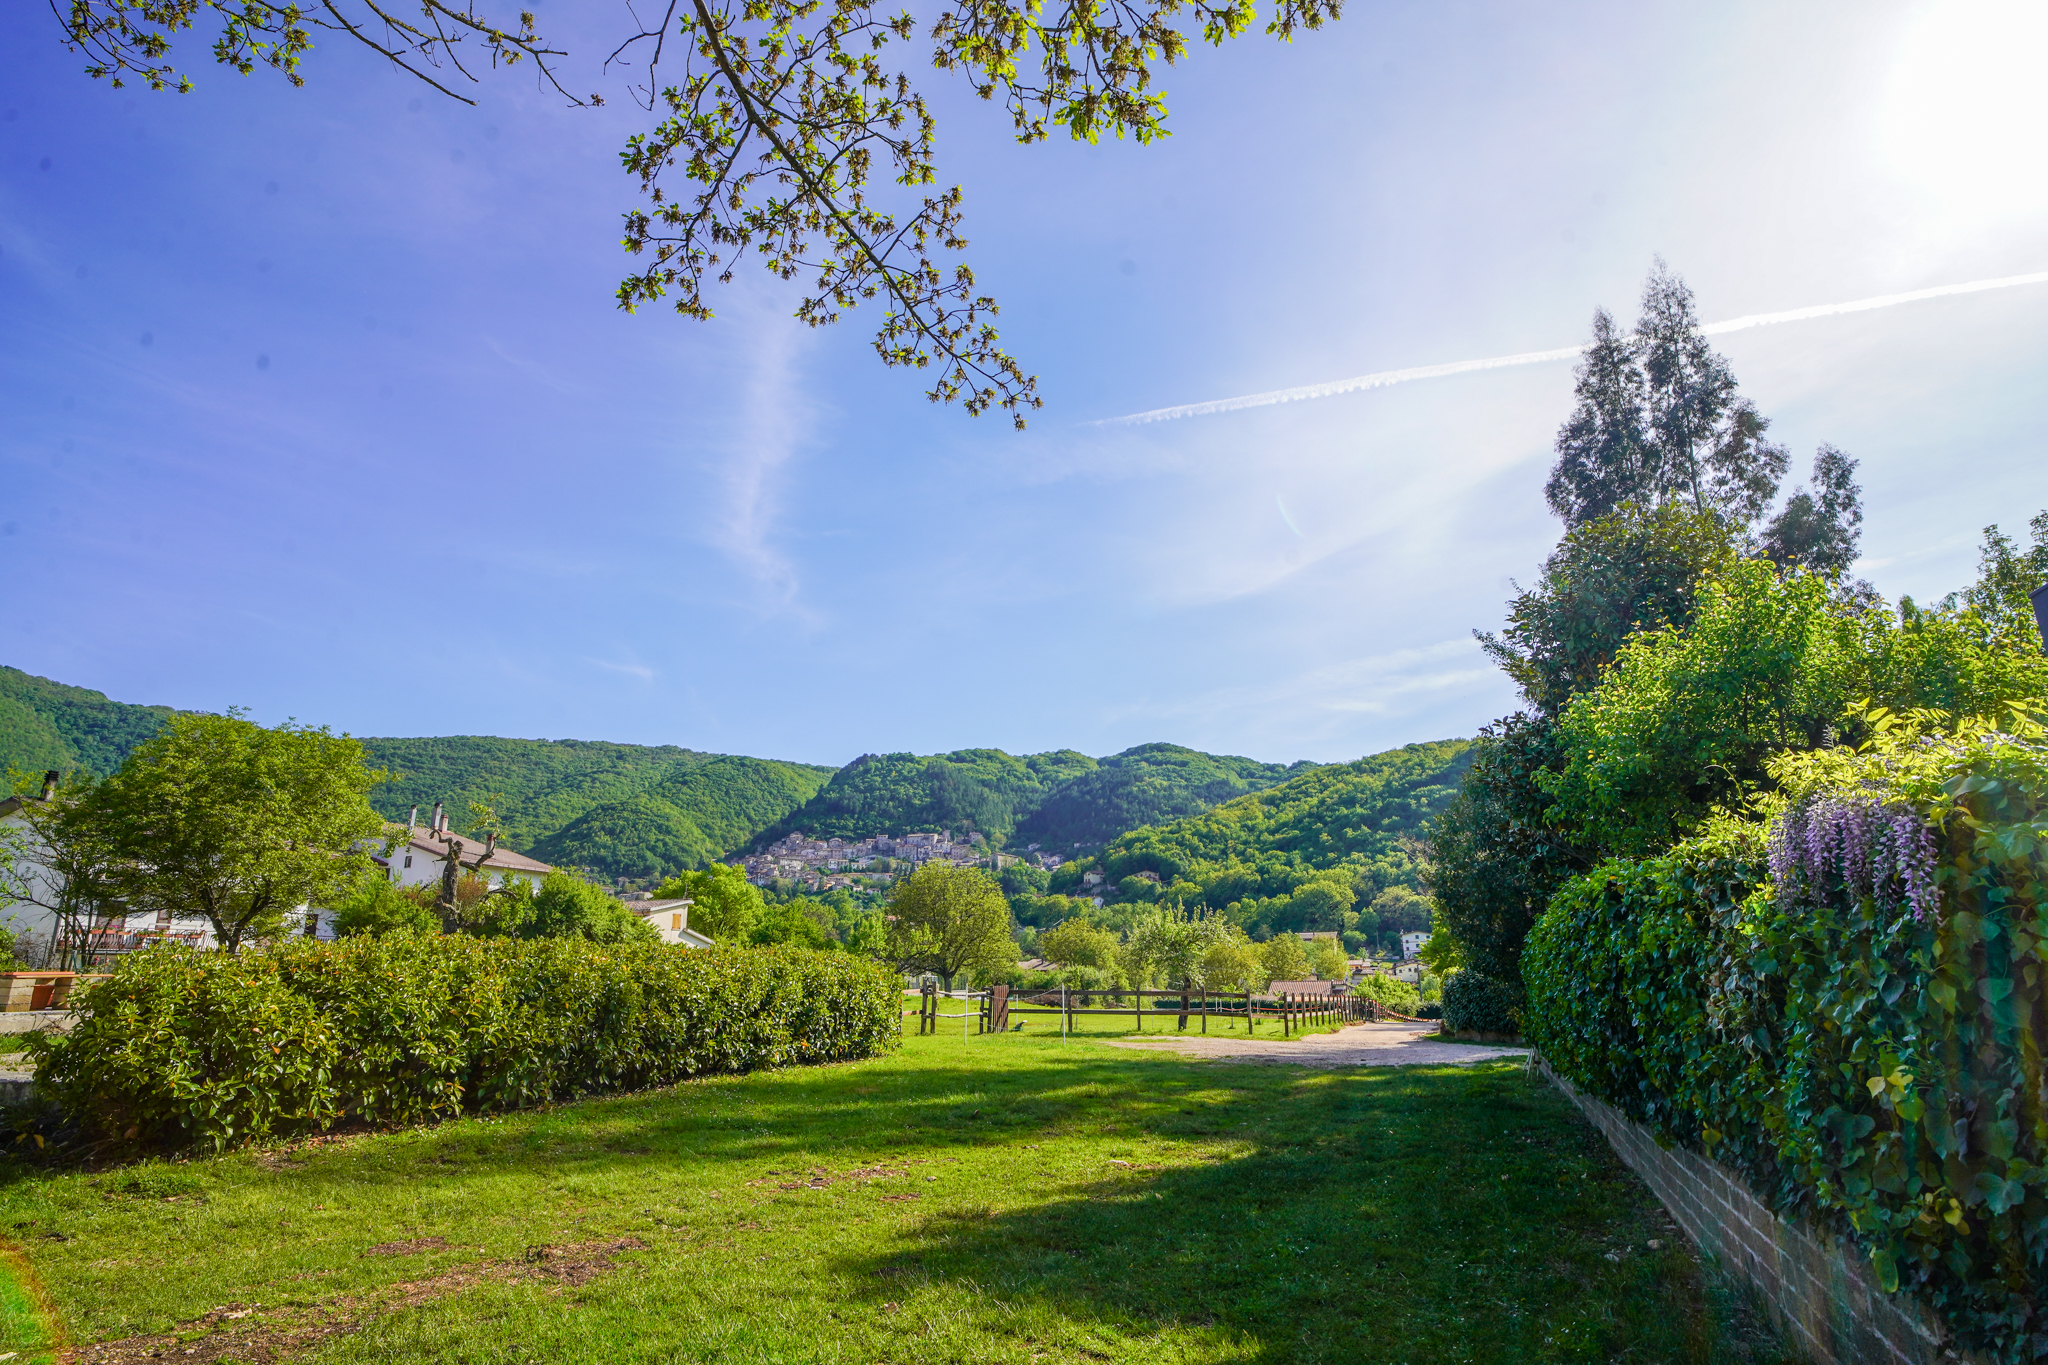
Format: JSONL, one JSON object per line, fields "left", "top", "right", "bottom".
{"left": 1048, "top": 739, "right": 1475, "bottom": 939}
{"left": 2, "top": 666, "right": 1342, "bottom": 883}
{"left": 0, "top": 667, "right": 178, "bottom": 778}
{"left": 1015, "top": 742, "right": 1312, "bottom": 852}
{"left": 748, "top": 741, "right": 1306, "bottom": 853}
{"left": 0, "top": 667, "right": 833, "bottom": 882}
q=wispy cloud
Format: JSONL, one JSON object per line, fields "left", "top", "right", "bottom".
{"left": 590, "top": 658, "right": 656, "bottom": 681}
{"left": 1098, "top": 270, "right": 2048, "bottom": 426}
{"left": 701, "top": 318, "right": 819, "bottom": 622}
{"left": 1112, "top": 638, "right": 1504, "bottom": 745}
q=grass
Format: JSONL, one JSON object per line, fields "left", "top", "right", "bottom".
{"left": 0, "top": 1015, "right": 1799, "bottom": 1364}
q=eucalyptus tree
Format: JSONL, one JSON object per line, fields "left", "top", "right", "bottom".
{"left": 56, "top": 0, "right": 1344, "bottom": 426}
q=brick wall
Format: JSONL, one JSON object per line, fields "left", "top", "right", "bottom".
{"left": 1539, "top": 1060, "right": 1979, "bottom": 1365}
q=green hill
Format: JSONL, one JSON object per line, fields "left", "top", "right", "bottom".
{"left": 0, "top": 667, "right": 832, "bottom": 882}
{"left": 1057, "top": 739, "right": 1475, "bottom": 937}
{"left": 745, "top": 742, "right": 1303, "bottom": 855}
{"left": 0, "top": 666, "right": 178, "bottom": 778}
{"left": 1013, "top": 742, "right": 1311, "bottom": 853}
{"left": 0, "top": 665, "right": 1448, "bottom": 892}
{"left": 745, "top": 748, "right": 1095, "bottom": 850}
{"left": 360, "top": 736, "right": 834, "bottom": 881}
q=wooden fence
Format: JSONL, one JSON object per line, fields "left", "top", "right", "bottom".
{"left": 973, "top": 983, "right": 1383, "bottom": 1035}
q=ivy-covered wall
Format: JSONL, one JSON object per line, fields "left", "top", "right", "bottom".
{"left": 1523, "top": 709, "right": 2048, "bottom": 1363}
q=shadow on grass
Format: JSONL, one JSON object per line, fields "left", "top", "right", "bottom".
{"left": 0, "top": 1031, "right": 1805, "bottom": 1363}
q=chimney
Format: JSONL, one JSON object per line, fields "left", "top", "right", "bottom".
{"left": 39, "top": 771, "right": 58, "bottom": 802}
{"left": 483, "top": 832, "right": 497, "bottom": 861}
{"left": 431, "top": 801, "right": 445, "bottom": 835}
{"left": 407, "top": 805, "right": 419, "bottom": 832}
{"left": 2032, "top": 583, "right": 2048, "bottom": 655}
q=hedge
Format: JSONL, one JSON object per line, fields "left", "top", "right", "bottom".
{"left": 34, "top": 935, "right": 901, "bottom": 1151}
{"left": 1523, "top": 711, "right": 2048, "bottom": 1363}
{"left": 1442, "top": 970, "right": 1523, "bottom": 1035}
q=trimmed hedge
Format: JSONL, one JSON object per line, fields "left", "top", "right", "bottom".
{"left": 1523, "top": 714, "right": 2048, "bottom": 1363}
{"left": 1441, "top": 970, "right": 1523, "bottom": 1035}
{"left": 35, "top": 936, "right": 900, "bottom": 1151}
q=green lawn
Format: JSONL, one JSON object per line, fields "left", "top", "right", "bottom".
{"left": 0, "top": 1016, "right": 1796, "bottom": 1364}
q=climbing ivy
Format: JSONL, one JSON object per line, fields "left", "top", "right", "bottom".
{"left": 1525, "top": 704, "right": 2048, "bottom": 1362}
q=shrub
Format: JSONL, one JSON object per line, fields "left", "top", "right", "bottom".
{"left": 1414, "top": 1002, "right": 1443, "bottom": 1020}
{"left": 1523, "top": 708, "right": 2048, "bottom": 1363}
{"left": 36, "top": 937, "right": 900, "bottom": 1152}
{"left": 1350, "top": 973, "right": 1420, "bottom": 1015}
{"left": 1441, "top": 971, "right": 1523, "bottom": 1035}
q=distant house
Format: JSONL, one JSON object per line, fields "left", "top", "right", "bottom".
{"left": 376, "top": 806, "right": 551, "bottom": 896}
{"left": 1392, "top": 961, "right": 1423, "bottom": 984}
{"left": 630, "top": 898, "right": 713, "bottom": 949}
{"left": 1400, "top": 930, "right": 1429, "bottom": 960}
{"left": 1295, "top": 931, "right": 1340, "bottom": 943}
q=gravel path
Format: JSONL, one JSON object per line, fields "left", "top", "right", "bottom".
{"left": 1106, "top": 1020, "right": 1530, "bottom": 1068}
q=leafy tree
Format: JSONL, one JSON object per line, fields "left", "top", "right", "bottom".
{"left": 1038, "top": 918, "right": 1120, "bottom": 972}
{"left": 886, "top": 863, "right": 1016, "bottom": 990}
{"left": 329, "top": 878, "right": 439, "bottom": 938}
{"left": 1540, "top": 263, "right": 1881, "bottom": 553}
{"left": 1259, "top": 935, "right": 1310, "bottom": 983}
{"left": 655, "top": 863, "right": 766, "bottom": 943}
{"left": 1417, "top": 922, "right": 1464, "bottom": 975}
{"left": 753, "top": 899, "right": 837, "bottom": 950}
{"left": 1366, "top": 885, "right": 1433, "bottom": 936}
{"left": 1426, "top": 714, "right": 1589, "bottom": 985}
{"left": 1939, "top": 510, "right": 2048, "bottom": 644}
{"left": 1127, "top": 906, "right": 1235, "bottom": 1024}
{"left": 59, "top": 0, "right": 1347, "bottom": 426}
{"left": 844, "top": 910, "right": 889, "bottom": 958}
{"left": 528, "top": 873, "right": 656, "bottom": 944}
{"left": 1200, "top": 933, "right": 1266, "bottom": 994}
{"left": 1544, "top": 559, "right": 2048, "bottom": 858}
{"left": 1305, "top": 937, "right": 1348, "bottom": 980}
{"left": 72, "top": 712, "right": 387, "bottom": 952}
{"left": 1478, "top": 506, "right": 1740, "bottom": 720}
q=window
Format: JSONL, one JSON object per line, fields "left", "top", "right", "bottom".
{"left": 671, "top": 913, "right": 682, "bottom": 930}
{"left": 404, "top": 856, "right": 413, "bottom": 868}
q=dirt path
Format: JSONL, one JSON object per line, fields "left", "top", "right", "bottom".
{"left": 1107, "top": 1020, "right": 1529, "bottom": 1068}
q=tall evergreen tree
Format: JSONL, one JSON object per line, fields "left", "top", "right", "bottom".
{"left": 1545, "top": 309, "right": 1651, "bottom": 525}
{"left": 1759, "top": 445, "right": 1863, "bottom": 577}
{"left": 1635, "top": 260, "right": 1741, "bottom": 513}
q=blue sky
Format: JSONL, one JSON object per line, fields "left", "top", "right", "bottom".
{"left": 3, "top": 0, "right": 2044, "bottom": 769}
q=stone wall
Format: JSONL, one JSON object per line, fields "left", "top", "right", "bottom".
{"left": 1540, "top": 1059, "right": 1979, "bottom": 1365}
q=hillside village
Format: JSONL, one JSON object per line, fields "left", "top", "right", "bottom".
{"left": 739, "top": 830, "right": 1066, "bottom": 891}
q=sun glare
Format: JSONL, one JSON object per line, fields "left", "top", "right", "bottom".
{"left": 1880, "top": 0, "right": 2048, "bottom": 221}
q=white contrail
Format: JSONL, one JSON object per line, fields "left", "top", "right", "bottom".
{"left": 1097, "top": 270, "right": 2048, "bottom": 426}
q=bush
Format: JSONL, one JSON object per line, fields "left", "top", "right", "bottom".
{"left": 36, "top": 936, "right": 900, "bottom": 1152}
{"left": 1350, "top": 973, "right": 1420, "bottom": 1015}
{"left": 1441, "top": 971, "right": 1523, "bottom": 1035}
{"left": 1414, "top": 1002, "right": 1443, "bottom": 1020}
{"left": 1523, "top": 710, "right": 2048, "bottom": 1363}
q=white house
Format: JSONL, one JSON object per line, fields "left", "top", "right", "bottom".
{"left": 1, "top": 772, "right": 219, "bottom": 959}
{"left": 1400, "top": 930, "right": 1429, "bottom": 960}
{"left": 0, "top": 773, "right": 65, "bottom": 950}
{"left": 375, "top": 805, "right": 552, "bottom": 895}
{"left": 1392, "top": 960, "right": 1423, "bottom": 984}
{"left": 629, "top": 898, "right": 714, "bottom": 948}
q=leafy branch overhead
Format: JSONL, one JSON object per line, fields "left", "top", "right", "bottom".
{"left": 56, "top": 0, "right": 1342, "bottom": 427}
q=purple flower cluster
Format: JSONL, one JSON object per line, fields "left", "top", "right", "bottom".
{"left": 1769, "top": 792, "right": 1939, "bottom": 922}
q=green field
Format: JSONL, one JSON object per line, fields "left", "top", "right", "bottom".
{"left": 0, "top": 1018, "right": 1796, "bottom": 1363}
